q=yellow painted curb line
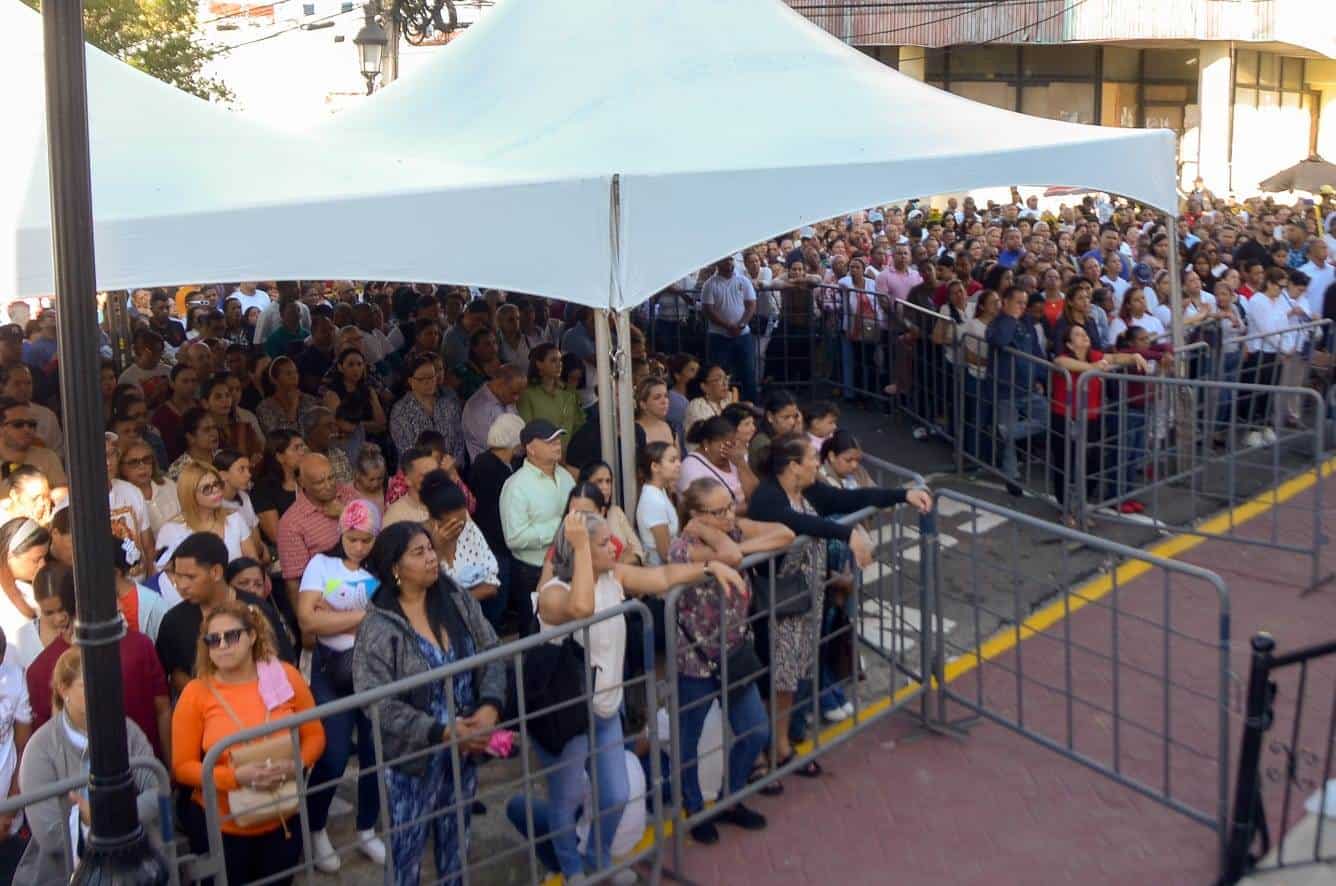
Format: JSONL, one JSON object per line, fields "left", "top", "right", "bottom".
{"left": 551, "top": 455, "right": 1336, "bottom": 882}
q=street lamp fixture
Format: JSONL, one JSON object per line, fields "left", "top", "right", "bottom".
{"left": 353, "top": 2, "right": 388, "bottom": 94}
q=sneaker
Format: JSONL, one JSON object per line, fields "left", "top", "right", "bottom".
{"left": 821, "top": 705, "right": 850, "bottom": 723}
{"left": 358, "top": 830, "right": 386, "bottom": 865}
{"left": 1243, "top": 431, "right": 1263, "bottom": 448}
{"left": 716, "top": 803, "right": 767, "bottom": 831}
{"left": 311, "top": 829, "right": 341, "bottom": 873}
{"left": 841, "top": 701, "right": 856, "bottom": 717}
{"left": 912, "top": 427, "right": 929, "bottom": 440}
{"left": 1262, "top": 428, "right": 1277, "bottom": 444}
{"left": 1118, "top": 500, "right": 1143, "bottom": 514}
{"left": 689, "top": 820, "right": 719, "bottom": 845}
{"left": 1006, "top": 481, "right": 1023, "bottom": 498}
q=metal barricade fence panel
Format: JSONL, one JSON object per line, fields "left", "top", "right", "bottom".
{"left": 661, "top": 484, "right": 934, "bottom": 881}
{"left": 195, "top": 601, "right": 662, "bottom": 886}
{"left": 0, "top": 756, "right": 179, "bottom": 886}
{"left": 956, "top": 333, "right": 1078, "bottom": 512}
{"left": 927, "top": 489, "right": 1232, "bottom": 854}
{"left": 1072, "top": 370, "right": 1330, "bottom": 593}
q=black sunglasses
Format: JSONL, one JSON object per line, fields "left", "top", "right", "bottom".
{"left": 202, "top": 627, "right": 247, "bottom": 649}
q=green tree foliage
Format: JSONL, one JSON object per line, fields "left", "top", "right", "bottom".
{"left": 24, "top": 0, "right": 232, "bottom": 103}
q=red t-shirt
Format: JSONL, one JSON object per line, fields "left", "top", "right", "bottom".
{"left": 1050, "top": 349, "right": 1104, "bottom": 419}
{"left": 27, "top": 629, "right": 169, "bottom": 758}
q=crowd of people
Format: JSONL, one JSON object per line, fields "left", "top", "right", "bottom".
{"left": 0, "top": 183, "right": 1329, "bottom": 883}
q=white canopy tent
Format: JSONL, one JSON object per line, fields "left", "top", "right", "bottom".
{"left": 6, "top": 0, "right": 1178, "bottom": 307}
{"left": 7, "top": 0, "right": 1180, "bottom": 507}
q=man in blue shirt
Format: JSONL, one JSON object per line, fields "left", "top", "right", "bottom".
{"left": 996, "top": 227, "right": 1026, "bottom": 270}
{"left": 1079, "top": 224, "right": 1130, "bottom": 280}
{"left": 986, "top": 287, "right": 1047, "bottom": 495}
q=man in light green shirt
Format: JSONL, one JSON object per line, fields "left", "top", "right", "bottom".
{"left": 499, "top": 420, "right": 575, "bottom": 634}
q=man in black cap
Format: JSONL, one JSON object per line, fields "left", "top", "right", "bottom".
{"left": 497, "top": 419, "right": 575, "bottom": 634}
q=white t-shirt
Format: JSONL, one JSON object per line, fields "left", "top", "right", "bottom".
{"left": 222, "top": 492, "right": 259, "bottom": 533}
{"left": 299, "top": 553, "right": 379, "bottom": 652}
{"left": 143, "top": 481, "right": 181, "bottom": 535}
{"left": 108, "top": 480, "right": 151, "bottom": 571}
{"left": 228, "top": 288, "right": 271, "bottom": 315}
{"left": 535, "top": 574, "right": 626, "bottom": 718}
{"left": 117, "top": 362, "right": 170, "bottom": 390}
{"left": 0, "top": 645, "right": 30, "bottom": 836}
{"left": 635, "top": 484, "right": 678, "bottom": 566}
{"left": 0, "top": 581, "right": 36, "bottom": 650}
{"left": 153, "top": 512, "right": 250, "bottom": 607}
{"left": 1107, "top": 313, "right": 1165, "bottom": 347}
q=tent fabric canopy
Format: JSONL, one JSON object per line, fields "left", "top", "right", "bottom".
{"left": 1257, "top": 154, "right": 1336, "bottom": 194}
{"left": 5, "top": 0, "right": 1177, "bottom": 309}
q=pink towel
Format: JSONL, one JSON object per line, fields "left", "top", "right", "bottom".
{"left": 257, "top": 658, "right": 295, "bottom": 711}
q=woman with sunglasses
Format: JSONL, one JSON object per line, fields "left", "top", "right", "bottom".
{"left": 297, "top": 500, "right": 386, "bottom": 873}
{"left": 525, "top": 512, "right": 745, "bottom": 881}
{"left": 155, "top": 463, "right": 261, "bottom": 603}
{"left": 172, "top": 600, "right": 324, "bottom": 885}
{"left": 672, "top": 477, "right": 793, "bottom": 844}
{"left": 17, "top": 647, "right": 161, "bottom": 883}
{"left": 353, "top": 521, "right": 507, "bottom": 885}
{"left": 117, "top": 438, "right": 180, "bottom": 534}
{"left": 684, "top": 363, "right": 736, "bottom": 441}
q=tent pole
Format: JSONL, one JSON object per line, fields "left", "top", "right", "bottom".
{"left": 1167, "top": 213, "right": 1184, "bottom": 352}
{"left": 595, "top": 308, "right": 617, "bottom": 485}
{"left": 41, "top": 0, "right": 168, "bottom": 879}
{"left": 615, "top": 309, "right": 638, "bottom": 515}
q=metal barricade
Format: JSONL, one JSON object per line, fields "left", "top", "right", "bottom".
{"left": 1072, "top": 370, "right": 1331, "bottom": 593}
{"left": 644, "top": 288, "right": 704, "bottom": 358}
{"left": 893, "top": 299, "right": 961, "bottom": 444}
{"left": 957, "top": 333, "right": 1078, "bottom": 512}
{"left": 0, "top": 756, "right": 179, "bottom": 885}
{"left": 662, "top": 479, "right": 934, "bottom": 881}
{"left": 1221, "top": 633, "right": 1336, "bottom": 884}
{"left": 195, "top": 602, "right": 663, "bottom": 886}
{"left": 925, "top": 489, "right": 1233, "bottom": 854}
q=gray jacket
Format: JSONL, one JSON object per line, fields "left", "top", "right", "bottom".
{"left": 351, "top": 584, "right": 507, "bottom": 777}
{"left": 16, "top": 716, "right": 160, "bottom": 884}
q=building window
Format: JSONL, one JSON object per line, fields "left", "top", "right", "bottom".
{"left": 948, "top": 46, "right": 1018, "bottom": 79}
{"left": 1142, "top": 49, "right": 1197, "bottom": 82}
{"left": 1021, "top": 46, "right": 1095, "bottom": 79}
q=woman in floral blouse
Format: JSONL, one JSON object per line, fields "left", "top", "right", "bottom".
{"left": 669, "top": 476, "right": 793, "bottom": 845}
{"left": 388, "top": 353, "right": 464, "bottom": 463}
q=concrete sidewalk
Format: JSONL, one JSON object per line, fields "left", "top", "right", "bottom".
{"left": 674, "top": 467, "right": 1336, "bottom": 885}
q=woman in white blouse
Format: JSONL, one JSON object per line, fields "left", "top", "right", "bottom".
{"left": 1107, "top": 287, "right": 1164, "bottom": 348}
{"left": 421, "top": 470, "right": 500, "bottom": 607}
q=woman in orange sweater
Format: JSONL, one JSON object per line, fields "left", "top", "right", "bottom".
{"left": 172, "top": 599, "right": 324, "bottom": 885}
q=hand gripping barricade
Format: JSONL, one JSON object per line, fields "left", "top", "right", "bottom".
{"left": 922, "top": 489, "right": 1233, "bottom": 865}
{"left": 194, "top": 601, "right": 664, "bottom": 886}
{"left": 661, "top": 455, "right": 936, "bottom": 881}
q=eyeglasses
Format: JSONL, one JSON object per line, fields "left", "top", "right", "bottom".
{"left": 410, "top": 373, "right": 437, "bottom": 384}
{"left": 698, "top": 502, "right": 736, "bottom": 518}
{"left": 4, "top": 420, "right": 36, "bottom": 430}
{"left": 121, "top": 455, "right": 155, "bottom": 468}
{"left": 202, "top": 627, "right": 247, "bottom": 649}
{"left": 198, "top": 480, "right": 223, "bottom": 495}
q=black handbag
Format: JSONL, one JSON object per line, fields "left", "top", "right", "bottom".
{"left": 320, "top": 646, "right": 356, "bottom": 696}
{"left": 750, "top": 558, "right": 815, "bottom": 618}
{"left": 520, "top": 635, "right": 592, "bottom": 756}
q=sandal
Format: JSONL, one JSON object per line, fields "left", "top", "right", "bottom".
{"left": 776, "top": 753, "right": 823, "bottom": 778}
{"left": 747, "top": 764, "right": 784, "bottom": 796}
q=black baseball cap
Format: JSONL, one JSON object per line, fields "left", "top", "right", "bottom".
{"left": 520, "top": 419, "right": 566, "bottom": 446}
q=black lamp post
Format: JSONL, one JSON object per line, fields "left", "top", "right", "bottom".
{"left": 40, "top": 0, "right": 169, "bottom": 882}
{"left": 353, "top": 2, "right": 389, "bottom": 95}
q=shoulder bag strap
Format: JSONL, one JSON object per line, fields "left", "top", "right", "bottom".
{"left": 687, "top": 453, "right": 737, "bottom": 501}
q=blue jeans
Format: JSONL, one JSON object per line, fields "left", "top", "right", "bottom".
{"left": 1113, "top": 409, "right": 1146, "bottom": 498}
{"left": 504, "top": 797, "right": 561, "bottom": 875}
{"left": 994, "top": 391, "right": 1047, "bottom": 481}
{"left": 707, "top": 332, "right": 758, "bottom": 403}
{"left": 306, "top": 644, "right": 380, "bottom": 832}
{"left": 532, "top": 713, "right": 629, "bottom": 878}
{"left": 676, "top": 676, "right": 770, "bottom": 814}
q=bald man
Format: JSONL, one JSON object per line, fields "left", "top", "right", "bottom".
{"left": 461, "top": 364, "right": 527, "bottom": 460}
{"left": 277, "top": 452, "right": 358, "bottom": 604}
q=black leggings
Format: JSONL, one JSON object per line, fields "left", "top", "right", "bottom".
{"left": 180, "top": 795, "right": 302, "bottom": 886}
{"left": 1050, "top": 414, "right": 1105, "bottom": 508}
